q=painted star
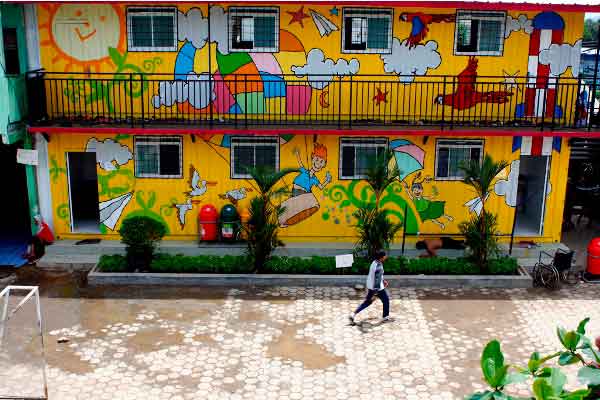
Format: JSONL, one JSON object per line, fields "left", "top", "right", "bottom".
{"left": 373, "top": 88, "right": 389, "bottom": 106}
{"left": 329, "top": 6, "right": 339, "bottom": 16}
{"left": 503, "top": 70, "right": 521, "bottom": 92}
{"left": 287, "top": 6, "right": 310, "bottom": 27}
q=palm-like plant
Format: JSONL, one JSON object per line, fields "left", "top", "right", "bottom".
{"left": 459, "top": 154, "right": 509, "bottom": 270}
{"left": 244, "top": 166, "right": 298, "bottom": 272}
{"left": 354, "top": 149, "right": 403, "bottom": 260}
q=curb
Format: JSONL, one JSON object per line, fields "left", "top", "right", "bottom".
{"left": 88, "top": 265, "right": 532, "bottom": 288}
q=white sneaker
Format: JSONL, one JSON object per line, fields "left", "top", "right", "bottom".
{"left": 348, "top": 314, "right": 356, "bottom": 324}
{"left": 381, "top": 316, "right": 392, "bottom": 323}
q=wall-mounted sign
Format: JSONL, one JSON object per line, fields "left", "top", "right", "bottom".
{"left": 17, "top": 149, "right": 38, "bottom": 166}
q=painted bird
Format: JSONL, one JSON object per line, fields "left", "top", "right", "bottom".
{"left": 186, "top": 166, "right": 216, "bottom": 197}
{"left": 435, "top": 57, "right": 513, "bottom": 111}
{"left": 219, "top": 187, "right": 253, "bottom": 205}
{"left": 400, "top": 12, "right": 455, "bottom": 48}
{"left": 173, "top": 198, "right": 202, "bottom": 229}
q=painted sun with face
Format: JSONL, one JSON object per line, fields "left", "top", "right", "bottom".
{"left": 39, "top": 4, "right": 125, "bottom": 72}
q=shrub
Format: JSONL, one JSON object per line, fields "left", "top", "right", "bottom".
{"left": 244, "top": 166, "right": 298, "bottom": 272}
{"left": 467, "top": 318, "right": 600, "bottom": 400}
{"left": 459, "top": 154, "right": 509, "bottom": 271}
{"left": 118, "top": 216, "right": 166, "bottom": 272}
{"left": 459, "top": 211, "right": 501, "bottom": 271}
{"left": 353, "top": 149, "right": 402, "bottom": 259}
{"left": 98, "top": 254, "right": 127, "bottom": 272}
{"left": 96, "top": 254, "right": 518, "bottom": 275}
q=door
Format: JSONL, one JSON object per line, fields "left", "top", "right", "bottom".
{"left": 67, "top": 152, "right": 100, "bottom": 233}
{"left": 515, "top": 155, "right": 550, "bottom": 236}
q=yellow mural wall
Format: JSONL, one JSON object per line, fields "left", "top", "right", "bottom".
{"left": 36, "top": 4, "right": 584, "bottom": 123}
{"left": 46, "top": 132, "right": 570, "bottom": 243}
{"left": 36, "top": 3, "right": 578, "bottom": 242}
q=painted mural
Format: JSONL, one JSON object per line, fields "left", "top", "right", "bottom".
{"left": 37, "top": 4, "right": 584, "bottom": 123}
{"left": 36, "top": 3, "right": 580, "bottom": 241}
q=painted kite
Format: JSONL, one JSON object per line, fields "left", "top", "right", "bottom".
{"left": 400, "top": 12, "right": 455, "bottom": 48}
{"left": 435, "top": 57, "right": 513, "bottom": 110}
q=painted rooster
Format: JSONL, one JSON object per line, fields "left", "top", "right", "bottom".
{"left": 435, "top": 57, "right": 513, "bottom": 111}
{"left": 400, "top": 12, "right": 455, "bottom": 48}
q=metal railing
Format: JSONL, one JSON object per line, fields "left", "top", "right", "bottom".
{"left": 25, "top": 70, "right": 600, "bottom": 131}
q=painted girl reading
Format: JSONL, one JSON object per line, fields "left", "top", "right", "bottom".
{"left": 279, "top": 143, "right": 332, "bottom": 227}
{"left": 403, "top": 174, "right": 453, "bottom": 229}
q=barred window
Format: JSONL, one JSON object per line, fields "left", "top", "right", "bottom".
{"left": 340, "top": 138, "right": 388, "bottom": 179}
{"left": 342, "top": 8, "right": 392, "bottom": 54}
{"left": 134, "top": 136, "right": 182, "bottom": 178}
{"left": 3, "top": 28, "right": 20, "bottom": 75}
{"left": 454, "top": 11, "right": 506, "bottom": 56}
{"left": 127, "top": 7, "right": 177, "bottom": 52}
{"left": 435, "top": 139, "right": 483, "bottom": 180}
{"left": 229, "top": 7, "right": 279, "bottom": 53}
{"left": 230, "top": 137, "right": 279, "bottom": 179}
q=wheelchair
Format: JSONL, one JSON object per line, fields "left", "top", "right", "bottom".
{"left": 532, "top": 249, "right": 577, "bottom": 290}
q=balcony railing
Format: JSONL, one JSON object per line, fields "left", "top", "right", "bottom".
{"left": 25, "top": 71, "right": 600, "bottom": 131}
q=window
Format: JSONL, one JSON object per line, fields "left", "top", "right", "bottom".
{"left": 2, "top": 28, "right": 20, "bottom": 75}
{"left": 342, "top": 8, "right": 392, "bottom": 54}
{"left": 230, "top": 137, "right": 279, "bottom": 178}
{"left": 454, "top": 11, "right": 506, "bottom": 56}
{"left": 134, "top": 136, "right": 183, "bottom": 178}
{"left": 339, "top": 138, "right": 388, "bottom": 179}
{"left": 127, "top": 8, "right": 177, "bottom": 52}
{"left": 435, "top": 139, "right": 483, "bottom": 180}
{"left": 229, "top": 7, "right": 279, "bottom": 53}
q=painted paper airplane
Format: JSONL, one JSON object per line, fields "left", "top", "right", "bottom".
{"left": 464, "top": 193, "right": 489, "bottom": 216}
{"left": 310, "top": 9, "right": 338, "bottom": 37}
{"left": 99, "top": 192, "right": 133, "bottom": 230}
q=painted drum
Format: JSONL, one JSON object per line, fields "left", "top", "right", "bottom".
{"left": 587, "top": 238, "right": 600, "bottom": 275}
{"left": 279, "top": 193, "right": 320, "bottom": 227}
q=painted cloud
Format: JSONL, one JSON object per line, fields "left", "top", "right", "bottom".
{"left": 86, "top": 138, "right": 132, "bottom": 171}
{"left": 177, "top": 6, "right": 229, "bottom": 54}
{"left": 494, "top": 160, "right": 520, "bottom": 207}
{"left": 505, "top": 15, "right": 533, "bottom": 38}
{"left": 291, "top": 49, "right": 359, "bottom": 90}
{"left": 381, "top": 39, "right": 441, "bottom": 83}
{"left": 539, "top": 40, "right": 582, "bottom": 77}
{"left": 152, "top": 73, "right": 216, "bottom": 110}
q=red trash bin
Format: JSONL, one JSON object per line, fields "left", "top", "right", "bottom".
{"left": 199, "top": 204, "right": 218, "bottom": 241}
{"left": 587, "top": 238, "right": 600, "bottom": 275}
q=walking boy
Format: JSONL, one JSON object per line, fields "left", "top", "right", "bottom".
{"left": 349, "top": 250, "right": 390, "bottom": 324}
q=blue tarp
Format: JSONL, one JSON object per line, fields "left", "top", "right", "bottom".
{"left": 0, "top": 234, "right": 28, "bottom": 267}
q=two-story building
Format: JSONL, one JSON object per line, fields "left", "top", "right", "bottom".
{"left": 21, "top": 0, "right": 600, "bottom": 244}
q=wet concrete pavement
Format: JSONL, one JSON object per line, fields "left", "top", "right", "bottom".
{"left": 2, "top": 268, "right": 600, "bottom": 400}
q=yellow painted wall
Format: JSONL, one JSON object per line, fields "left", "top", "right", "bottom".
{"left": 47, "top": 132, "right": 570, "bottom": 242}
{"left": 36, "top": 4, "right": 584, "bottom": 123}
{"left": 37, "top": 3, "right": 578, "bottom": 242}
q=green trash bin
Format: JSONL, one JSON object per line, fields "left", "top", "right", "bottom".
{"left": 219, "top": 204, "right": 241, "bottom": 241}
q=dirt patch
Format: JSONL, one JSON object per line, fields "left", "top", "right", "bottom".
{"left": 44, "top": 339, "right": 95, "bottom": 375}
{"left": 267, "top": 318, "right": 345, "bottom": 370}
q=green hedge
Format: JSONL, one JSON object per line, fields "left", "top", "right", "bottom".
{"left": 98, "top": 254, "right": 519, "bottom": 275}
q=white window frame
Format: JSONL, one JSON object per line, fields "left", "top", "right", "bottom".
{"left": 228, "top": 7, "right": 279, "bottom": 53}
{"left": 341, "top": 8, "right": 393, "bottom": 54}
{"left": 454, "top": 10, "right": 506, "bottom": 56}
{"left": 339, "top": 137, "right": 388, "bottom": 180}
{"left": 127, "top": 7, "right": 178, "bottom": 52}
{"left": 134, "top": 136, "right": 183, "bottom": 178}
{"left": 434, "top": 139, "right": 484, "bottom": 181}
{"left": 230, "top": 136, "right": 279, "bottom": 179}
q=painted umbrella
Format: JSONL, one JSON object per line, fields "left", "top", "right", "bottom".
{"left": 390, "top": 139, "right": 425, "bottom": 181}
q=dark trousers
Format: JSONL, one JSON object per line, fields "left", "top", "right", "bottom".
{"left": 354, "top": 289, "right": 390, "bottom": 318}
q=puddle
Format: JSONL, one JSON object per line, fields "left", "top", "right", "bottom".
{"left": 267, "top": 318, "right": 345, "bottom": 370}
